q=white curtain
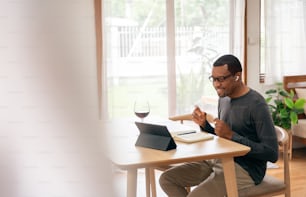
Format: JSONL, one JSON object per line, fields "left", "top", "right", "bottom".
{"left": 264, "top": 0, "right": 306, "bottom": 85}
{"left": 231, "top": 0, "right": 246, "bottom": 62}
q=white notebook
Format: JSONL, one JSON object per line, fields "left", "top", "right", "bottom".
{"left": 154, "top": 120, "right": 214, "bottom": 143}
{"left": 172, "top": 131, "right": 214, "bottom": 143}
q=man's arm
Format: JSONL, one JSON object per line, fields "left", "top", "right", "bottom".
{"left": 231, "top": 103, "right": 279, "bottom": 163}
{"left": 200, "top": 121, "right": 215, "bottom": 134}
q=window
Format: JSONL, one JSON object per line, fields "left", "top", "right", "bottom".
{"left": 261, "top": 0, "right": 306, "bottom": 84}
{"left": 102, "top": 0, "right": 245, "bottom": 120}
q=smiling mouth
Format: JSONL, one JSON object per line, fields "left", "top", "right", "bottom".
{"left": 216, "top": 88, "right": 224, "bottom": 92}
{"left": 216, "top": 88, "right": 226, "bottom": 96}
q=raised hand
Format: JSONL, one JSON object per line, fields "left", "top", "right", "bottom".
{"left": 192, "top": 105, "right": 207, "bottom": 127}
{"left": 214, "top": 119, "right": 233, "bottom": 139}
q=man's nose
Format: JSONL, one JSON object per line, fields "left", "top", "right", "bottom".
{"left": 213, "top": 80, "right": 222, "bottom": 87}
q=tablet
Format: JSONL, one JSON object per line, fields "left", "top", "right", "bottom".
{"left": 134, "top": 121, "right": 177, "bottom": 151}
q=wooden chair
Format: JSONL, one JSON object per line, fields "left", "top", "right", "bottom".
{"left": 283, "top": 75, "right": 306, "bottom": 152}
{"left": 168, "top": 113, "right": 193, "bottom": 122}
{"left": 149, "top": 116, "right": 291, "bottom": 197}
{"left": 239, "top": 125, "right": 291, "bottom": 197}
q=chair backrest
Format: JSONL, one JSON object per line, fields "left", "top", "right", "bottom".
{"left": 275, "top": 125, "right": 291, "bottom": 197}
{"left": 169, "top": 113, "right": 216, "bottom": 124}
{"left": 169, "top": 113, "right": 192, "bottom": 124}
{"left": 283, "top": 75, "right": 306, "bottom": 93}
{"left": 233, "top": 125, "right": 291, "bottom": 197}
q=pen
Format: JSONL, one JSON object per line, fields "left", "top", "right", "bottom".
{"left": 177, "top": 131, "right": 196, "bottom": 135}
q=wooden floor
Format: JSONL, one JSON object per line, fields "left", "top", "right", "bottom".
{"left": 113, "top": 147, "right": 306, "bottom": 197}
{"left": 267, "top": 147, "right": 306, "bottom": 197}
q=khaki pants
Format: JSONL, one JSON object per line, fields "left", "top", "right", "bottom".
{"left": 159, "top": 159, "right": 254, "bottom": 197}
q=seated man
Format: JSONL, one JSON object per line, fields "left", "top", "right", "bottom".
{"left": 159, "top": 54, "right": 279, "bottom": 197}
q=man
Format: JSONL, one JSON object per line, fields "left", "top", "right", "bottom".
{"left": 159, "top": 54, "right": 278, "bottom": 197}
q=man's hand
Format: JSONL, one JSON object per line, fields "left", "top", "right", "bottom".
{"left": 214, "top": 119, "right": 234, "bottom": 139}
{"left": 192, "top": 106, "right": 206, "bottom": 127}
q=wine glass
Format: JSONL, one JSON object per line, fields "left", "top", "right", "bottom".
{"left": 134, "top": 99, "right": 150, "bottom": 122}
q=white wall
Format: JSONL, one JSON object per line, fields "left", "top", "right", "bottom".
{"left": 246, "top": 0, "right": 271, "bottom": 94}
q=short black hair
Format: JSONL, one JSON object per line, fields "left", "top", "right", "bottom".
{"left": 213, "top": 54, "right": 242, "bottom": 75}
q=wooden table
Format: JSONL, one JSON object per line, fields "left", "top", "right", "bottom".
{"left": 105, "top": 121, "right": 250, "bottom": 197}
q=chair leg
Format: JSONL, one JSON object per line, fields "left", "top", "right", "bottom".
{"left": 145, "top": 168, "right": 158, "bottom": 197}
{"left": 289, "top": 131, "right": 292, "bottom": 160}
{"left": 150, "top": 168, "right": 157, "bottom": 197}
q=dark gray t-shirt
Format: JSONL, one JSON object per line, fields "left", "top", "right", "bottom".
{"left": 202, "top": 89, "right": 278, "bottom": 184}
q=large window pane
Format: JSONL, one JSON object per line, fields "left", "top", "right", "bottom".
{"left": 103, "top": 0, "right": 235, "bottom": 119}
{"left": 174, "top": 0, "right": 230, "bottom": 114}
{"left": 104, "top": 0, "right": 167, "bottom": 119}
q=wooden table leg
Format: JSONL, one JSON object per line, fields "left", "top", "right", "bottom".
{"left": 221, "top": 157, "right": 238, "bottom": 197}
{"left": 127, "top": 168, "right": 138, "bottom": 197}
{"left": 145, "top": 168, "right": 151, "bottom": 197}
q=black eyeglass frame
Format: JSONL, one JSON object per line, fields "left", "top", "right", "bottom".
{"left": 208, "top": 74, "right": 233, "bottom": 83}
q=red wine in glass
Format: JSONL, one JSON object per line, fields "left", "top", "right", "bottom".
{"left": 135, "top": 111, "right": 150, "bottom": 119}
{"left": 134, "top": 100, "right": 150, "bottom": 122}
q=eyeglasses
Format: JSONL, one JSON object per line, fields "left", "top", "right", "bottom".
{"left": 208, "top": 74, "right": 233, "bottom": 83}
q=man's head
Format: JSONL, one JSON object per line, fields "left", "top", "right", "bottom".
{"left": 209, "top": 54, "right": 243, "bottom": 98}
{"left": 213, "top": 54, "right": 242, "bottom": 75}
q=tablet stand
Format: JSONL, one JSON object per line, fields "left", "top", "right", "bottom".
{"left": 135, "top": 133, "right": 176, "bottom": 151}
